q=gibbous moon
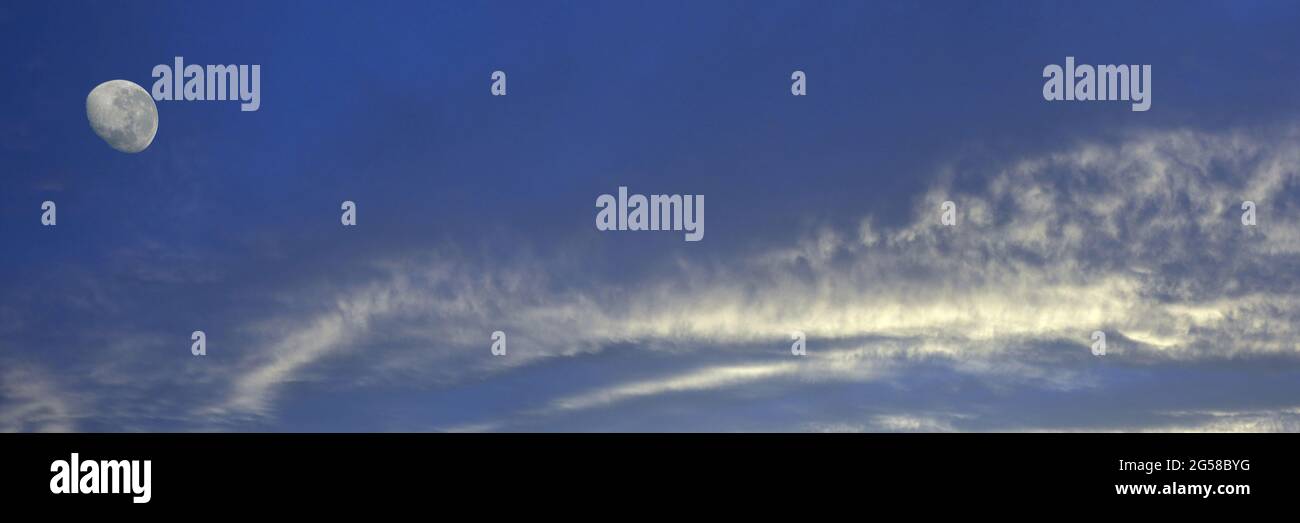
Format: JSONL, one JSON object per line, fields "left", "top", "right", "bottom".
{"left": 86, "top": 80, "right": 158, "bottom": 153}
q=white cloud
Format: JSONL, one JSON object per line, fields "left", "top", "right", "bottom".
{"left": 0, "top": 364, "right": 77, "bottom": 433}
{"left": 190, "top": 125, "right": 1300, "bottom": 429}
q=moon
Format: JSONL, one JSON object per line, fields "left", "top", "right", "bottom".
{"left": 86, "top": 80, "right": 158, "bottom": 153}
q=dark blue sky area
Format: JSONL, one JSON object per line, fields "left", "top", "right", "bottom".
{"left": 5, "top": 1, "right": 1298, "bottom": 265}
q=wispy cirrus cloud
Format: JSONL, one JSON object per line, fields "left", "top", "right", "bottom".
{"left": 0, "top": 364, "right": 77, "bottom": 433}
{"left": 5, "top": 125, "right": 1298, "bottom": 432}
{"left": 162, "top": 125, "right": 1300, "bottom": 431}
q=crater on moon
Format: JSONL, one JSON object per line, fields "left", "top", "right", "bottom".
{"left": 86, "top": 80, "right": 158, "bottom": 153}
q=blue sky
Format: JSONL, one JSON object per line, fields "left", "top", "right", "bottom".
{"left": 3, "top": 0, "right": 1300, "bottom": 431}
